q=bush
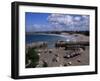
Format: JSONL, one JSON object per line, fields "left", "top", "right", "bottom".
{"left": 26, "top": 47, "right": 39, "bottom": 68}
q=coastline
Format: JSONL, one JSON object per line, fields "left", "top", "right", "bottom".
{"left": 26, "top": 32, "right": 89, "bottom": 43}
{"left": 25, "top": 32, "right": 89, "bottom": 68}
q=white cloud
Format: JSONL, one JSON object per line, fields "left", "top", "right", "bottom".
{"left": 74, "top": 16, "right": 81, "bottom": 21}
{"left": 48, "top": 14, "right": 74, "bottom": 25}
{"left": 47, "top": 13, "right": 89, "bottom": 31}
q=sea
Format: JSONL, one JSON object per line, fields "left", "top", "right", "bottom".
{"left": 26, "top": 34, "right": 75, "bottom": 48}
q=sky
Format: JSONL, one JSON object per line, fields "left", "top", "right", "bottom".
{"left": 25, "top": 12, "right": 89, "bottom": 32}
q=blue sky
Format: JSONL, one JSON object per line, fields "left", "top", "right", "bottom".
{"left": 25, "top": 12, "right": 89, "bottom": 32}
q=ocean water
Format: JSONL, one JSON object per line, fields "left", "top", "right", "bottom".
{"left": 26, "top": 34, "right": 75, "bottom": 48}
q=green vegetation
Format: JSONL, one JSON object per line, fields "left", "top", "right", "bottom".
{"left": 26, "top": 47, "right": 39, "bottom": 68}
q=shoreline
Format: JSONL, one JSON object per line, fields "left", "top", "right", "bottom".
{"left": 26, "top": 33, "right": 89, "bottom": 44}
{"left": 26, "top": 33, "right": 89, "bottom": 68}
{"left": 26, "top": 33, "right": 73, "bottom": 38}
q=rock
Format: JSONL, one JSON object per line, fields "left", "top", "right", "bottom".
{"left": 49, "top": 49, "right": 52, "bottom": 53}
{"left": 56, "top": 57, "right": 59, "bottom": 62}
{"left": 68, "top": 62, "right": 72, "bottom": 65}
{"left": 55, "top": 54, "right": 58, "bottom": 57}
{"left": 64, "top": 64, "right": 67, "bottom": 66}
{"left": 38, "top": 53, "right": 40, "bottom": 56}
{"left": 60, "top": 65, "right": 63, "bottom": 67}
{"left": 77, "top": 59, "right": 81, "bottom": 62}
{"left": 52, "top": 58, "right": 57, "bottom": 62}
{"left": 44, "top": 51, "right": 47, "bottom": 53}
{"left": 67, "top": 55, "right": 70, "bottom": 58}
{"left": 38, "top": 49, "right": 42, "bottom": 53}
{"left": 49, "top": 51, "right": 52, "bottom": 53}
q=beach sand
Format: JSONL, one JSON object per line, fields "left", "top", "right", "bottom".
{"left": 35, "top": 46, "right": 89, "bottom": 67}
